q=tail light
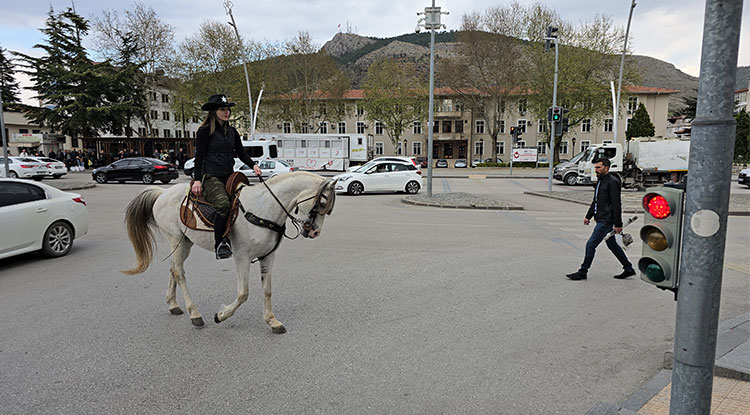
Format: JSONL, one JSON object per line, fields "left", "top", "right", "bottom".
{"left": 153, "top": 165, "right": 168, "bottom": 170}
{"left": 20, "top": 164, "right": 35, "bottom": 168}
{"left": 416, "top": 170, "right": 422, "bottom": 175}
{"left": 73, "top": 196, "right": 86, "bottom": 206}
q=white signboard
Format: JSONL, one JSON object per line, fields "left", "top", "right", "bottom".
{"left": 512, "top": 148, "right": 538, "bottom": 162}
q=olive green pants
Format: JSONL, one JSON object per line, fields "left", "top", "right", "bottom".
{"left": 202, "top": 175, "right": 230, "bottom": 218}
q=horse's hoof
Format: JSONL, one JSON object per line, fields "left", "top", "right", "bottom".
{"left": 169, "top": 307, "right": 184, "bottom": 315}
{"left": 214, "top": 313, "right": 222, "bottom": 324}
{"left": 272, "top": 325, "right": 287, "bottom": 334}
{"left": 191, "top": 317, "right": 205, "bottom": 327}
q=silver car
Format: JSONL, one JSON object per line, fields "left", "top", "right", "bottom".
{"left": 553, "top": 151, "right": 585, "bottom": 186}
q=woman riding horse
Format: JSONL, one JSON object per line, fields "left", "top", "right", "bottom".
{"left": 192, "top": 94, "right": 262, "bottom": 259}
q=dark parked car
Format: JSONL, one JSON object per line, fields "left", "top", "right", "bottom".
{"left": 416, "top": 157, "right": 428, "bottom": 168}
{"left": 435, "top": 159, "right": 448, "bottom": 168}
{"left": 92, "top": 157, "right": 178, "bottom": 184}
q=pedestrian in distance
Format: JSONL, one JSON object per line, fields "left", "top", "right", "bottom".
{"left": 191, "top": 94, "right": 262, "bottom": 260}
{"left": 566, "top": 157, "right": 636, "bottom": 281}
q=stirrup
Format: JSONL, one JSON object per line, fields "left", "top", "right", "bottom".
{"left": 215, "top": 240, "right": 233, "bottom": 260}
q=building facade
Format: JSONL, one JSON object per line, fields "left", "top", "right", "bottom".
{"left": 257, "top": 86, "right": 675, "bottom": 163}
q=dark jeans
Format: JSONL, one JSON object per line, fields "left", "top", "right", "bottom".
{"left": 579, "top": 221, "right": 634, "bottom": 274}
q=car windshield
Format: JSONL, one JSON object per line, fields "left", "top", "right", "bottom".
{"left": 354, "top": 163, "right": 374, "bottom": 173}
{"left": 275, "top": 159, "right": 291, "bottom": 167}
{"left": 568, "top": 151, "right": 585, "bottom": 164}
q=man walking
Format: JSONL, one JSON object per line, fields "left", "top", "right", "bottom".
{"left": 566, "top": 158, "right": 635, "bottom": 280}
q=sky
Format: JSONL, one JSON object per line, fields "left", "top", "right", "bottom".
{"left": 1, "top": 0, "right": 749, "bottom": 105}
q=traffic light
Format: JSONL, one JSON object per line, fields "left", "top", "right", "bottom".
{"left": 545, "top": 26, "right": 558, "bottom": 52}
{"left": 638, "top": 187, "right": 685, "bottom": 290}
{"left": 509, "top": 126, "right": 517, "bottom": 144}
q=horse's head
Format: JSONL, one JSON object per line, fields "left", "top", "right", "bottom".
{"left": 298, "top": 179, "right": 337, "bottom": 239}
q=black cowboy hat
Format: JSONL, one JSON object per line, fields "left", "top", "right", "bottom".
{"left": 201, "top": 94, "right": 236, "bottom": 111}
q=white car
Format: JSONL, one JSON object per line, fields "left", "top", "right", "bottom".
{"left": 0, "top": 178, "right": 89, "bottom": 259}
{"left": 739, "top": 167, "right": 749, "bottom": 188}
{"left": 27, "top": 157, "right": 67, "bottom": 179}
{"left": 0, "top": 157, "right": 51, "bottom": 180}
{"left": 236, "top": 158, "right": 295, "bottom": 179}
{"left": 347, "top": 156, "right": 418, "bottom": 172}
{"left": 333, "top": 160, "right": 422, "bottom": 195}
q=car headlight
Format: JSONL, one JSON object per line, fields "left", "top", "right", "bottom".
{"left": 339, "top": 176, "right": 352, "bottom": 182}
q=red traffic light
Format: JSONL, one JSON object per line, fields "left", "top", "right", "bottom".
{"left": 643, "top": 194, "right": 671, "bottom": 219}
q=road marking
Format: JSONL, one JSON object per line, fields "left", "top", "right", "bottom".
{"left": 442, "top": 178, "right": 452, "bottom": 193}
{"left": 724, "top": 262, "right": 750, "bottom": 275}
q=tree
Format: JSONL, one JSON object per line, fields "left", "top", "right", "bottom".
{"left": 0, "top": 44, "right": 21, "bottom": 107}
{"left": 262, "top": 32, "right": 350, "bottom": 133}
{"left": 735, "top": 109, "right": 750, "bottom": 162}
{"left": 361, "top": 59, "right": 427, "bottom": 154}
{"left": 14, "top": 7, "right": 128, "bottom": 142}
{"left": 626, "top": 102, "right": 655, "bottom": 139}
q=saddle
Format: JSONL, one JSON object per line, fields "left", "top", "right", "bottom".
{"left": 179, "top": 172, "right": 250, "bottom": 237}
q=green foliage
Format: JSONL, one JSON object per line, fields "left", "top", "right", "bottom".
{"left": 361, "top": 59, "right": 427, "bottom": 145}
{"left": 735, "top": 110, "right": 750, "bottom": 162}
{"left": 626, "top": 102, "right": 656, "bottom": 139}
{"left": 0, "top": 44, "right": 21, "bottom": 106}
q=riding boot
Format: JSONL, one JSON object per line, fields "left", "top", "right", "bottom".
{"left": 213, "top": 213, "right": 232, "bottom": 260}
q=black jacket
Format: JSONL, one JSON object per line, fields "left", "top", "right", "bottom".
{"left": 585, "top": 172, "right": 624, "bottom": 227}
{"left": 193, "top": 121, "right": 255, "bottom": 180}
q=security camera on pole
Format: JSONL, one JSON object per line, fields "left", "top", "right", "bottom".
{"left": 545, "top": 26, "right": 559, "bottom": 193}
{"left": 417, "top": 1, "right": 448, "bottom": 197}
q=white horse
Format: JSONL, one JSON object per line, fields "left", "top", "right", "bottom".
{"left": 121, "top": 172, "right": 336, "bottom": 333}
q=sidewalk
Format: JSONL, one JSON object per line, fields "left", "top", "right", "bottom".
{"left": 587, "top": 313, "right": 750, "bottom": 414}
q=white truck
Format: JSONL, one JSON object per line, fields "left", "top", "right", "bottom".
{"left": 254, "top": 133, "right": 369, "bottom": 171}
{"left": 576, "top": 137, "right": 690, "bottom": 188}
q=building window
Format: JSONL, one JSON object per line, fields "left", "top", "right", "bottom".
{"left": 518, "top": 98, "right": 527, "bottom": 115}
{"left": 153, "top": 129, "right": 159, "bottom": 138}
{"left": 413, "top": 121, "right": 422, "bottom": 134}
{"left": 475, "top": 120, "right": 485, "bottom": 134}
{"left": 498, "top": 100, "right": 506, "bottom": 115}
{"left": 604, "top": 118, "right": 613, "bottom": 132}
{"left": 442, "top": 120, "right": 452, "bottom": 133}
{"left": 375, "top": 142, "right": 384, "bottom": 155}
{"left": 301, "top": 123, "right": 309, "bottom": 134}
{"left": 319, "top": 104, "right": 327, "bottom": 116}
{"left": 192, "top": 116, "right": 199, "bottom": 123}
{"left": 338, "top": 122, "right": 346, "bottom": 134}
{"left": 538, "top": 119, "right": 545, "bottom": 133}
{"left": 356, "top": 105, "right": 364, "bottom": 116}
{"left": 357, "top": 122, "right": 366, "bottom": 134}
{"left": 150, "top": 110, "right": 158, "bottom": 120}
{"left": 163, "top": 111, "right": 170, "bottom": 121}
{"left": 626, "top": 118, "right": 632, "bottom": 132}
{"left": 162, "top": 93, "right": 169, "bottom": 103}
{"left": 582, "top": 97, "right": 593, "bottom": 110}
{"left": 628, "top": 96, "right": 638, "bottom": 114}
{"left": 581, "top": 119, "right": 592, "bottom": 133}
{"left": 516, "top": 140, "right": 526, "bottom": 148}
{"left": 319, "top": 121, "right": 328, "bottom": 134}
{"left": 497, "top": 141, "right": 505, "bottom": 155}
{"left": 413, "top": 141, "right": 422, "bottom": 155}
{"left": 498, "top": 120, "right": 505, "bottom": 134}
{"left": 192, "top": 131, "right": 196, "bottom": 138}
{"left": 455, "top": 120, "right": 463, "bottom": 133}
{"left": 175, "top": 130, "right": 182, "bottom": 138}
{"left": 283, "top": 122, "right": 291, "bottom": 134}
{"left": 517, "top": 119, "right": 527, "bottom": 133}
{"left": 18, "top": 128, "right": 29, "bottom": 134}
{"left": 537, "top": 140, "right": 547, "bottom": 155}
{"left": 150, "top": 91, "right": 157, "bottom": 101}
{"left": 163, "top": 129, "right": 171, "bottom": 138}
{"left": 395, "top": 142, "right": 402, "bottom": 155}
{"left": 580, "top": 140, "right": 591, "bottom": 152}
{"left": 375, "top": 122, "right": 384, "bottom": 135}
{"left": 561, "top": 141, "right": 568, "bottom": 154}
{"left": 433, "top": 121, "right": 439, "bottom": 133}
{"left": 474, "top": 139, "right": 484, "bottom": 156}
{"left": 602, "top": 140, "right": 613, "bottom": 145}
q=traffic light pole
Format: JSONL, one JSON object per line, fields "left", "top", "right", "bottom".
{"left": 1, "top": 88, "right": 9, "bottom": 177}
{"left": 670, "top": 1, "right": 743, "bottom": 413}
{"left": 547, "top": 37, "right": 559, "bottom": 193}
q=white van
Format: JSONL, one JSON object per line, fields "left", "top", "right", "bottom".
{"left": 183, "top": 139, "right": 279, "bottom": 177}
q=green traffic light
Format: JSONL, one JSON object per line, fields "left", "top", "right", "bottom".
{"left": 644, "top": 263, "right": 666, "bottom": 282}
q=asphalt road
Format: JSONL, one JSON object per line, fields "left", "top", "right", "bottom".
{"left": 1, "top": 174, "right": 748, "bottom": 414}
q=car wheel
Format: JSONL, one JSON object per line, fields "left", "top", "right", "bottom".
{"left": 9, "top": 171, "right": 18, "bottom": 178}
{"left": 348, "top": 181, "right": 364, "bottom": 195}
{"left": 95, "top": 172, "right": 107, "bottom": 183}
{"left": 160, "top": 179, "right": 171, "bottom": 184}
{"left": 52, "top": 174, "right": 63, "bottom": 179}
{"left": 405, "top": 180, "right": 421, "bottom": 194}
{"left": 564, "top": 174, "right": 577, "bottom": 186}
{"left": 33, "top": 177, "right": 43, "bottom": 181}
{"left": 142, "top": 173, "right": 154, "bottom": 184}
{"left": 41, "top": 221, "right": 73, "bottom": 258}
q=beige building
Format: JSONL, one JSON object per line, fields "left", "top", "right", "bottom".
{"left": 257, "top": 86, "right": 676, "bottom": 163}
{"left": 735, "top": 81, "right": 749, "bottom": 114}
{"left": 1, "top": 110, "right": 55, "bottom": 156}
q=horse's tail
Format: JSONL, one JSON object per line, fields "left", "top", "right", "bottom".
{"left": 121, "top": 186, "right": 164, "bottom": 275}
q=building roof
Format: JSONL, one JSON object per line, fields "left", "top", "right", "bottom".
{"left": 625, "top": 86, "right": 679, "bottom": 94}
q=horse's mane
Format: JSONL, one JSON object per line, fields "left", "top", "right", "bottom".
{"left": 264, "top": 171, "right": 327, "bottom": 185}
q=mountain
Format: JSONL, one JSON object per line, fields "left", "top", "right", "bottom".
{"left": 322, "top": 32, "right": 744, "bottom": 113}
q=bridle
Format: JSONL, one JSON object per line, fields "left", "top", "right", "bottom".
{"left": 257, "top": 175, "right": 336, "bottom": 239}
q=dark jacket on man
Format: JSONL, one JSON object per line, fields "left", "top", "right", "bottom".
{"left": 585, "top": 172, "right": 623, "bottom": 227}
{"left": 193, "top": 121, "right": 256, "bottom": 180}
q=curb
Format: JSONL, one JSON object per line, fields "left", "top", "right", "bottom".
{"left": 47, "top": 182, "right": 97, "bottom": 191}
{"left": 401, "top": 198, "right": 524, "bottom": 210}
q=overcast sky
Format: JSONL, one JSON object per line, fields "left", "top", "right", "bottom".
{"left": 2, "top": 0, "right": 748, "bottom": 104}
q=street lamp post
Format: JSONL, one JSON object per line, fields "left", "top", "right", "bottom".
{"left": 417, "top": 1, "right": 448, "bottom": 197}
{"left": 223, "top": 0, "right": 254, "bottom": 137}
{"left": 613, "top": 0, "right": 637, "bottom": 143}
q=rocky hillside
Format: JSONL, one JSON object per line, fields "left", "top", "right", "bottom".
{"left": 323, "top": 32, "right": 747, "bottom": 113}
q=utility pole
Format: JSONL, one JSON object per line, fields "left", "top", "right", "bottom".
{"left": 670, "top": 0, "right": 743, "bottom": 413}
{"left": 417, "top": 1, "right": 448, "bottom": 197}
{"left": 545, "top": 26, "right": 559, "bottom": 193}
{"left": 1, "top": 88, "right": 8, "bottom": 177}
{"left": 613, "top": 0, "right": 637, "bottom": 144}
{"left": 224, "top": 0, "right": 254, "bottom": 136}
